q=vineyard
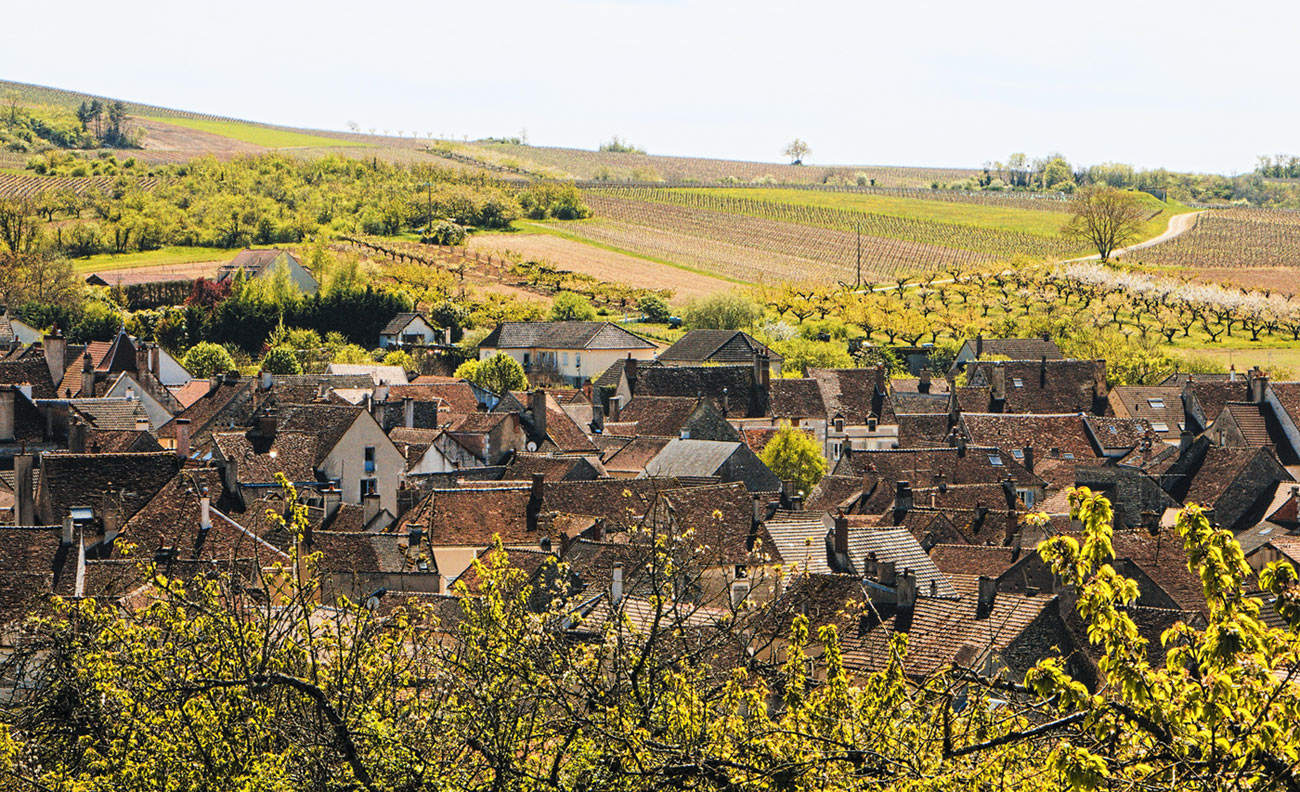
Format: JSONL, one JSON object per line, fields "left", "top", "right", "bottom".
{"left": 553, "top": 196, "right": 997, "bottom": 283}
{"left": 585, "top": 188, "right": 1083, "bottom": 258}
{"left": 1131, "top": 208, "right": 1300, "bottom": 269}
{"left": 0, "top": 173, "right": 160, "bottom": 198}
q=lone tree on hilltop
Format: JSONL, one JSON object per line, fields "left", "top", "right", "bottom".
{"left": 1064, "top": 184, "right": 1146, "bottom": 262}
{"left": 783, "top": 138, "right": 810, "bottom": 165}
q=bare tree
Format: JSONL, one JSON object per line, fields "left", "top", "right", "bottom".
{"left": 783, "top": 138, "right": 810, "bottom": 165}
{"left": 1064, "top": 185, "right": 1146, "bottom": 261}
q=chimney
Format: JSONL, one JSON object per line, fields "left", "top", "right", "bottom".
{"left": 956, "top": 434, "right": 967, "bottom": 457}
{"left": 14, "top": 454, "right": 33, "bottom": 526}
{"left": 608, "top": 395, "right": 622, "bottom": 422}
{"left": 175, "top": 418, "right": 191, "bottom": 460}
{"left": 878, "top": 560, "right": 896, "bottom": 586}
{"left": 103, "top": 506, "right": 120, "bottom": 545}
{"left": 135, "top": 416, "right": 150, "bottom": 432}
{"left": 624, "top": 356, "right": 638, "bottom": 395}
{"left": 200, "top": 492, "right": 211, "bottom": 533}
{"left": 68, "top": 416, "right": 86, "bottom": 453}
{"left": 1251, "top": 368, "right": 1270, "bottom": 403}
{"left": 976, "top": 575, "right": 997, "bottom": 618}
{"left": 135, "top": 341, "right": 149, "bottom": 374}
{"left": 1229, "top": 364, "right": 1237, "bottom": 382}
{"left": 149, "top": 344, "right": 160, "bottom": 378}
{"left": 1039, "top": 355, "right": 1048, "bottom": 388}
{"left": 408, "top": 525, "right": 424, "bottom": 548}
{"left": 529, "top": 390, "right": 547, "bottom": 443}
{"left": 590, "top": 398, "right": 603, "bottom": 433}
{"left": 81, "top": 351, "right": 95, "bottom": 398}
{"left": 259, "top": 369, "right": 273, "bottom": 391}
{"left": 1178, "top": 430, "right": 1193, "bottom": 454}
{"left": 527, "top": 473, "right": 544, "bottom": 532}
{"left": 370, "top": 392, "right": 385, "bottom": 424}
{"left": 893, "top": 480, "right": 913, "bottom": 524}
{"left": 896, "top": 569, "right": 917, "bottom": 611}
{"left": 362, "top": 492, "right": 381, "bottom": 526}
{"left": 1022, "top": 446, "right": 1034, "bottom": 474}
{"left": 975, "top": 334, "right": 983, "bottom": 357}
{"left": 833, "top": 511, "right": 848, "bottom": 557}
{"left": 611, "top": 562, "right": 624, "bottom": 606}
{"left": 209, "top": 375, "right": 221, "bottom": 394}
{"left": 323, "top": 486, "right": 342, "bottom": 520}
{"left": 257, "top": 409, "right": 277, "bottom": 439}
{"left": 753, "top": 351, "right": 770, "bottom": 398}
{"left": 43, "top": 330, "right": 66, "bottom": 385}
{"left": 61, "top": 514, "right": 74, "bottom": 546}
{"left": 918, "top": 367, "right": 931, "bottom": 394}
{"left": 403, "top": 397, "right": 415, "bottom": 429}
{"left": 0, "top": 386, "right": 14, "bottom": 443}
{"left": 990, "top": 365, "right": 1006, "bottom": 401}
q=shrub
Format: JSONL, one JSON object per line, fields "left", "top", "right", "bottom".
{"left": 550, "top": 291, "right": 597, "bottom": 321}
{"left": 182, "top": 342, "right": 237, "bottom": 377}
{"left": 460, "top": 353, "right": 527, "bottom": 395}
{"left": 638, "top": 294, "right": 671, "bottom": 323}
{"left": 69, "top": 301, "right": 122, "bottom": 342}
{"left": 683, "top": 293, "right": 762, "bottom": 330}
{"left": 260, "top": 346, "right": 302, "bottom": 375}
{"left": 518, "top": 183, "right": 591, "bottom": 220}
{"left": 382, "top": 350, "right": 415, "bottom": 370}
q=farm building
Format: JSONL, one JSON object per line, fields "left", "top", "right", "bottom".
{"left": 479, "top": 321, "right": 657, "bottom": 387}
{"left": 379, "top": 312, "right": 443, "bottom": 348}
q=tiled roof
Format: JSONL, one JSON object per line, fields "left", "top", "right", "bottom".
{"left": 592, "top": 358, "right": 629, "bottom": 390}
{"left": 833, "top": 446, "right": 1042, "bottom": 488}
{"left": 635, "top": 364, "right": 763, "bottom": 417}
{"left": 769, "top": 378, "right": 825, "bottom": 419}
{"left": 657, "top": 330, "right": 781, "bottom": 364}
{"left": 759, "top": 515, "right": 832, "bottom": 573}
{"left": 325, "top": 363, "right": 409, "bottom": 385}
{"left": 603, "top": 436, "right": 673, "bottom": 475}
{"left": 961, "top": 413, "right": 1098, "bottom": 461}
{"left": 168, "top": 380, "right": 211, "bottom": 409}
{"left": 928, "top": 544, "right": 1019, "bottom": 578}
{"left": 960, "top": 337, "right": 1062, "bottom": 362}
{"left": 381, "top": 312, "right": 428, "bottom": 336}
{"left": 156, "top": 381, "right": 254, "bottom": 443}
{"left": 1084, "top": 416, "right": 1155, "bottom": 452}
{"left": 0, "top": 356, "right": 60, "bottom": 399}
{"left": 212, "top": 431, "right": 320, "bottom": 484}
{"left": 809, "top": 367, "right": 889, "bottom": 425}
{"left": 389, "top": 382, "right": 481, "bottom": 413}
{"left": 1108, "top": 386, "right": 1184, "bottom": 440}
{"left": 84, "top": 429, "right": 163, "bottom": 454}
{"left": 480, "top": 321, "right": 655, "bottom": 351}
{"left": 644, "top": 439, "right": 740, "bottom": 479}
{"left": 38, "top": 452, "right": 181, "bottom": 526}
{"left": 895, "top": 413, "right": 951, "bottom": 448}
{"left": 65, "top": 399, "right": 149, "bottom": 431}
{"left": 268, "top": 374, "right": 375, "bottom": 406}
{"left": 618, "top": 396, "right": 701, "bottom": 438}
{"left": 279, "top": 404, "right": 364, "bottom": 466}
{"left": 650, "top": 481, "right": 756, "bottom": 565}
{"left": 843, "top": 520, "right": 957, "bottom": 598}
{"left": 891, "top": 392, "right": 950, "bottom": 415}
{"left": 965, "top": 359, "right": 1105, "bottom": 414}
{"left": 805, "top": 474, "right": 865, "bottom": 514}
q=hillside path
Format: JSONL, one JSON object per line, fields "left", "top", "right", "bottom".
{"left": 1072, "top": 209, "right": 1207, "bottom": 262}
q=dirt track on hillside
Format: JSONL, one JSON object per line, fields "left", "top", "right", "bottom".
{"left": 466, "top": 233, "right": 738, "bottom": 300}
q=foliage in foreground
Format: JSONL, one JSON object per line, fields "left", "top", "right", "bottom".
{"left": 1, "top": 482, "right": 1300, "bottom": 790}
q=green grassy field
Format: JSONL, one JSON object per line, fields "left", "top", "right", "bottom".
{"left": 73, "top": 246, "right": 236, "bottom": 273}
{"left": 141, "top": 117, "right": 365, "bottom": 149}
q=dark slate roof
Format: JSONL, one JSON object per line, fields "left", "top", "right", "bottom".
{"left": 810, "top": 368, "right": 890, "bottom": 425}
{"left": 960, "top": 413, "right": 1098, "bottom": 461}
{"left": 618, "top": 396, "right": 701, "bottom": 438}
{"left": 381, "top": 312, "right": 428, "bottom": 336}
{"left": 644, "top": 439, "right": 740, "bottom": 479}
{"left": 279, "top": 405, "right": 364, "bottom": 466}
{"left": 960, "top": 337, "right": 1062, "bottom": 362}
{"left": 480, "top": 321, "right": 655, "bottom": 351}
{"left": 657, "top": 330, "right": 782, "bottom": 365}
{"left": 0, "top": 356, "right": 59, "bottom": 399}
{"left": 965, "top": 359, "right": 1106, "bottom": 414}
{"left": 38, "top": 452, "right": 181, "bottom": 526}
{"left": 769, "top": 378, "right": 825, "bottom": 419}
{"left": 212, "top": 431, "right": 320, "bottom": 485}
{"left": 635, "top": 364, "right": 764, "bottom": 417}
{"left": 270, "top": 374, "right": 376, "bottom": 406}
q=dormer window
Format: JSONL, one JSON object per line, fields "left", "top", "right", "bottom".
{"left": 867, "top": 415, "right": 878, "bottom": 431}
{"left": 834, "top": 416, "right": 845, "bottom": 432}
{"left": 1147, "top": 398, "right": 1166, "bottom": 409}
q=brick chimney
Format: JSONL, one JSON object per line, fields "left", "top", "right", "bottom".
{"left": 896, "top": 569, "right": 917, "bottom": 611}
{"left": 918, "top": 367, "right": 931, "bottom": 394}
{"left": 403, "top": 397, "right": 415, "bottom": 429}
{"left": 323, "top": 485, "right": 342, "bottom": 520}
{"left": 832, "top": 511, "right": 848, "bottom": 557}
{"left": 1039, "top": 355, "right": 1048, "bottom": 388}
{"left": 1022, "top": 446, "right": 1034, "bottom": 474}
{"left": 975, "top": 334, "right": 983, "bottom": 358}
{"left": 990, "top": 364, "right": 1006, "bottom": 401}
{"left": 175, "top": 418, "right": 191, "bottom": 460}
{"left": 624, "top": 356, "right": 638, "bottom": 395}
{"left": 68, "top": 416, "right": 86, "bottom": 453}
{"left": 607, "top": 395, "right": 622, "bottom": 422}
{"left": 362, "top": 492, "right": 381, "bottom": 526}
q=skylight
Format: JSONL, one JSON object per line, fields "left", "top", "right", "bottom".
{"left": 1011, "top": 378, "right": 1024, "bottom": 388}
{"left": 1147, "top": 398, "right": 1166, "bottom": 409}
{"left": 1011, "top": 449, "right": 1024, "bottom": 460}
{"left": 1151, "top": 422, "right": 1169, "bottom": 432}
{"left": 1062, "top": 452, "right": 1075, "bottom": 460}
{"left": 989, "top": 454, "right": 1003, "bottom": 466}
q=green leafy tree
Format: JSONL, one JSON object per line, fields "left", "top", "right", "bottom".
{"left": 549, "top": 291, "right": 597, "bottom": 321}
{"left": 182, "top": 341, "right": 237, "bottom": 377}
{"left": 68, "top": 301, "right": 122, "bottom": 342}
{"left": 759, "top": 421, "right": 827, "bottom": 494}
{"left": 464, "top": 352, "right": 527, "bottom": 394}
{"left": 261, "top": 346, "right": 302, "bottom": 375}
{"left": 684, "top": 292, "right": 762, "bottom": 330}
{"left": 638, "top": 293, "right": 672, "bottom": 323}
{"left": 381, "top": 349, "right": 415, "bottom": 370}
{"left": 772, "top": 337, "right": 852, "bottom": 375}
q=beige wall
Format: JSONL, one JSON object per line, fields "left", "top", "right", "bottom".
{"left": 481, "top": 346, "right": 656, "bottom": 385}
{"left": 319, "top": 413, "right": 405, "bottom": 513}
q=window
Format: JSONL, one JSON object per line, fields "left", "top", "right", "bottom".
{"left": 1151, "top": 422, "right": 1169, "bottom": 432}
{"left": 562, "top": 352, "right": 569, "bottom": 367}
{"left": 364, "top": 445, "right": 376, "bottom": 474}
{"left": 1018, "top": 488, "right": 1037, "bottom": 508}
{"left": 1062, "top": 452, "right": 1075, "bottom": 460}
{"left": 361, "top": 478, "right": 378, "bottom": 496}
{"left": 988, "top": 454, "right": 1003, "bottom": 466}
{"left": 1011, "top": 449, "right": 1024, "bottom": 460}
{"left": 1178, "top": 422, "right": 1186, "bottom": 431}
{"left": 1147, "top": 398, "right": 1166, "bottom": 409}
{"left": 1011, "top": 378, "right": 1024, "bottom": 388}
{"left": 575, "top": 353, "right": 581, "bottom": 371}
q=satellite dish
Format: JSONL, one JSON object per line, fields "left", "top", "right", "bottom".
{"left": 526, "top": 441, "right": 538, "bottom": 452}
{"left": 365, "top": 595, "right": 381, "bottom": 611}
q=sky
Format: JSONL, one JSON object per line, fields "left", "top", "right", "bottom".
{"left": 3, "top": 0, "right": 1295, "bottom": 175}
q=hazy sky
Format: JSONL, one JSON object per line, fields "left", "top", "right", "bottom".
{"left": 4, "top": 0, "right": 1294, "bottom": 174}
